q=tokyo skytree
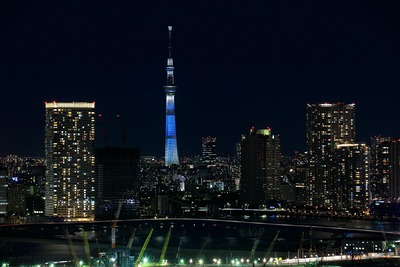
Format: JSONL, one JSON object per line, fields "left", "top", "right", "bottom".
{"left": 164, "top": 26, "right": 179, "bottom": 166}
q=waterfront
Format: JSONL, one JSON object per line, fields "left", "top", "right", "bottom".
{"left": 1, "top": 217, "right": 400, "bottom": 266}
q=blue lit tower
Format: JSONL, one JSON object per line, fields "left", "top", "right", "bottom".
{"left": 164, "top": 26, "right": 179, "bottom": 166}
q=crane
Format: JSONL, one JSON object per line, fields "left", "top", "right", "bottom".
{"left": 134, "top": 228, "right": 154, "bottom": 267}
{"left": 158, "top": 227, "right": 172, "bottom": 266}
{"left": 175, "top": 229, "right": 186, "bottom": 265}
{"left": 298, "top": 231, "right": 304, "bottom": 258}
{"left": 248, "top": 231, "right": 262, "bottom": 262}
{"left": 81, "top": 230, "right": 92, "bottom": 267}
{"left": 97, "top": 113, "right": 109, "bottom": 147}
{"left": 263, "top": 229, "right": 280, "bottom": 265}
{"left": 111, "top": 198, "right": 124, "bottom": 249}
{"left": 64, "top": 227, "right": 79, "bottom": 267}
{"left": 126, "top": 228, "right": 137, "bottom": 250}
{"left": 197, "top": 232, "right": 211, "bottom": 260}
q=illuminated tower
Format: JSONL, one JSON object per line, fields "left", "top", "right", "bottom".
{"left": 44, "top": 101, "right": 96, "bottom": 221}
{"left": 164, "top": 26, "right": 179, "bottom": 166}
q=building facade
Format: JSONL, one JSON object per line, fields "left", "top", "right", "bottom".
{"left": 333, "top": 143, "right": 370, "bottom": 213}
{"left": 7, "top": 177, "right": 26, "bottom": 215}
{"left": 306, "top": 102, "right": 356, "bottom": 209}
{"left": 44, "top": 102, "right": 96, "bottom": 221}
{"left": 240, "top": 127, "right": 282, "bottom": 206}
{"left": 164, "top": 26, "right": 179, "bottom": 166}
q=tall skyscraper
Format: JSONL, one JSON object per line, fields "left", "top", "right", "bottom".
{"left": 201, "top": 136, "right": 217, "bottom": 165}
{"left": 306, "top": 102, "right": 355, "bottom": 209}
{"left": 45, "top": 102, "right": 96, "bottom": 221}
{"left": 240, "top": 127, "right": 282, "bottom": 206}
{"left": 164, "top": 26, "right": 179, "bottom": 166}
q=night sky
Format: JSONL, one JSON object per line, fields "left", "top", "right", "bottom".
{"left": 1, "top": 1, "right": 399, "bottom": 158}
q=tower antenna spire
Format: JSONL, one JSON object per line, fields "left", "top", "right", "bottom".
{"left": 166, "top": 26, "right": 175, "bottom": 86}
{"left": 168, "top": 25, "right": 173, "bottom": 58}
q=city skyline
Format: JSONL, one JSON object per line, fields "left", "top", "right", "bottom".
{"left": 1, "top": 1, "right": 399, "bottom": 157}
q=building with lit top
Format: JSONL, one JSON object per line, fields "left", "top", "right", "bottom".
{"left": 164, "top": 26, "right": 179, "bottom": 166}
{"left": 240, "top": 127, "right": 282, "bottom": 206}
{"left": 44, "top": 101, "right": 96, "bottom": 221}
{"left": 306, "top": 102, "right": 355, "bottom": 209}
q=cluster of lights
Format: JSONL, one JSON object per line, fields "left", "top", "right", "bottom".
{"left": 19, "top": 248, "right": 399, "bottom": 267}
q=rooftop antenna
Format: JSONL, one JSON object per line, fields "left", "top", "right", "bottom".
{"left": 98, "top": 113, "right": 109, "bottom": 147}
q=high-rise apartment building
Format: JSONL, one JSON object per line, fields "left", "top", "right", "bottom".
{"left": 240, "top": 127, "right": 282, "bottom": 206}
{"left": 44, "top": 102, "right": 95, "bottom": 221}
{"left": 333, "top": 143, "right": 370, "bottom": 213}
{"left": 164, "top": 26, "right": 179, "bottom": 166}
{"left": 201, "top": 136, "right": 217, "bottom": 165}
{"left": 370, "top": 136, "right": 400, "bottom": 201}
{"left": 306, "top": 103, "right": 355, "bottom": 209}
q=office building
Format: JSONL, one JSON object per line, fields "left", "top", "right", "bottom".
{"left": 164, "top": 26, "right": 179, "bottom": 166}
{"left": 240, "top": 127, "right": 282, "bottom": 206}
{"left": 201, "top": 136, "right": 217, "bottom": 165}
{"left": 306, "top": 102, "right": 355, "bottom": 209}
{"left": 44, "top": 101, "right": 96, "bottom": 221}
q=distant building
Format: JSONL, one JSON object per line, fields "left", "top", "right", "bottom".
{"left": 342, "top": 239, "right": 387, "bottom": 255}
{"left": 95, "top": 146, "right": 141, "bottom": 219}
{"left": 306, "top": 102, "right": 355, "bottom": 209}
{"left": 44, "top": 102, "right": 96, "bottom": 221}
{"left": 7, "top": 176, "right": 26, "bottom": 215}
{"left": 201, "top": 136, "right": 217, "bottom": 165}
{"left": 370, "top": 200, "right": 400, "bottom": 218}
{"left": 25, "top": 165, "right": 46, "bottom": 217}
{"left": 281, "top": 151, "right": 308, "bottom": 206}
{"left": 240, "top": 127, "right": 282, "bottom": 206}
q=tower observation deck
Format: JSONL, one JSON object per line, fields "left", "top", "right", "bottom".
{"left": 164, "top": 26, "right": 179, "bottom": 166}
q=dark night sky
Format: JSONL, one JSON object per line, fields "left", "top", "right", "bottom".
{"left": 0, "top": 1, "right": 399, "bottom": 158}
